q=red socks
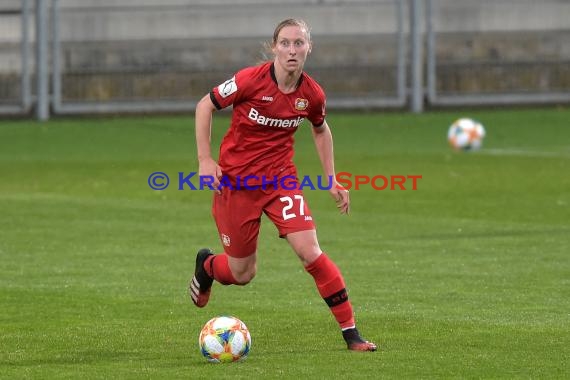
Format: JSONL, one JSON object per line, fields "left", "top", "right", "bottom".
{"left": 204, "top": 253, "right": 237, "bottom": 285}
{"left": 305, "top": 253, "right": 355, "bottom": 329}
{"left": 205, "top": 252, "right": 356, "bottom": 330}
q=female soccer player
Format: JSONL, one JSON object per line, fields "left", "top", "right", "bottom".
{"left": 189, "top": 18, "right": 376, "bottom": 352}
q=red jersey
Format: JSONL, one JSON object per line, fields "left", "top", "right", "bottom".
{"left": 210, "top": 61, "right": 326, "bottom": 185}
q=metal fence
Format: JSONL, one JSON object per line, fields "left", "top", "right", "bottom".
{"left": 0, "top": 0, "right": 31, "bottom": 114}
{"left": 426, "top": 0, "right": 570, "bottom": 106}
{"left": 0, "top": 0, "right": 569, "bottom": 119}
{"left": 51, "top": 0, "right": 405, "bottom": 115}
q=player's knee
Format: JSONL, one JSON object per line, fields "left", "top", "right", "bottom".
{"left": 232, "top": 266, "right": 256, "bottom": 285}
{"left": 233, "top": 271, "right": 255, "bottom": 285}
{"left": 296, "top": 245, "right": 322, "bottom": 267}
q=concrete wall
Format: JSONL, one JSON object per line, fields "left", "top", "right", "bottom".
{"left": 2, "top": 0, "right": 569, "bottom": 42}
{"left": 1, "top": 0, "right": 569, "bottom": 103}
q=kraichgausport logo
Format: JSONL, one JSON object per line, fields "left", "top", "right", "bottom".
{"left": 147, "top": 172, "right": 422, "bottom": 191}
{"left": 248, "top": 107, "right": 304, "bottom": 128}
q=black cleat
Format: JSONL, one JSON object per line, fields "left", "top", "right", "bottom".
{"left": 189, "top": 248, "right": 214, "bottom": 308}
{"left": 342, "top": 328, "right": 378, "bottom": 352}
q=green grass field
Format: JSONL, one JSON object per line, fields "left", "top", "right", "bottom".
{"left": 1, "top": 107, "right": 569, "bottom": 379}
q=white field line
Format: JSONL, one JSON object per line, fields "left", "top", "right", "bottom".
{"left": 479, "top": 148, "right": 570, "bottom": 158}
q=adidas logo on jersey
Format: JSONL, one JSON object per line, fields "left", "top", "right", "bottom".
{"left": 262, "top": 96, "right": 274, "bottom": 102}
{"left": 248, "top": 107, "right": 304, "bottom": 128}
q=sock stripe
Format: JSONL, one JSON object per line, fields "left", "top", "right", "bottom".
{"left": 305, "top": 253, "right": 355, "bottom": 329}
{"left": 208, "top": 256, "right": 215, "bottom": 278}
{"left": 323, "top": 288, "right": 348, "bottom": 307}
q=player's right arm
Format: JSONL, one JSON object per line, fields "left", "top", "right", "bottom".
{"left": 195, "top": 94, "right": 222, "bottom": 191}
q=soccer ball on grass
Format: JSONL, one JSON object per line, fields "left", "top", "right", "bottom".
{"left": 447, "top": 118, "right": 486, "bottom": 151}
{"left": 199, "top": 315, "right": 251, "bottom": 363}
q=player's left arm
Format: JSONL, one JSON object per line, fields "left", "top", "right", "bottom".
{"left": 311, "top": 121, "right": 350, "bottom": 215}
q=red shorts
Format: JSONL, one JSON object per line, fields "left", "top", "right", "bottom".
{"left": 212, "top": 186, "right": 316, "bottom": 258}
